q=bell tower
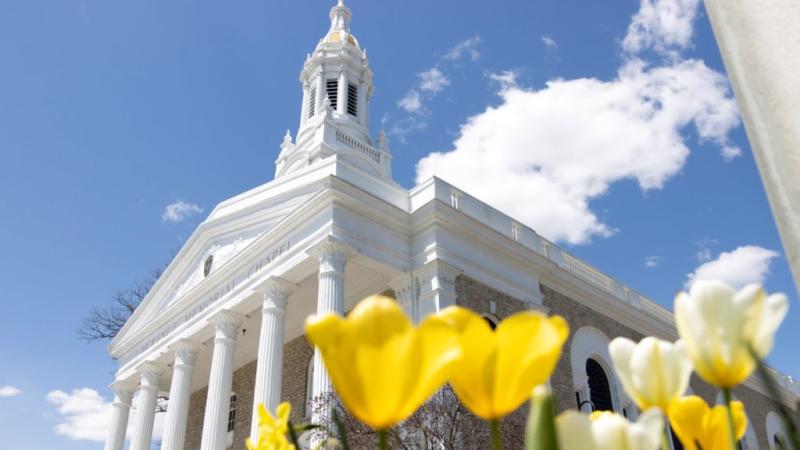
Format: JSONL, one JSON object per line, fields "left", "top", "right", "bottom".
{"left": 275, "top": 0, "right": 392, "bottom": 180}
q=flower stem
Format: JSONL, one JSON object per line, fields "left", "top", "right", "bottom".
{"left": 722, "top": 388, "right": 739, "bottom": 450}
{"left": 378, "top": 429, "right": 388, "bottom": 450}
{"left": 662, "top": 425, "right": 672, "bottom": 450}
{"left": 490, "top": 419, "right": 503, "bottom": 450}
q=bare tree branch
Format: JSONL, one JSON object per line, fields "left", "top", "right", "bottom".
{"left": 77, "top": 267, "right": 164, "bottom": 342}
{"left": 310, "top": 386, "right": 526, "bottom": 449}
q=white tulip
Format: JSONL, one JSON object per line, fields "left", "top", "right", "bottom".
{"left": 675, "top": 280, "right": 788, "bottom": 388}
{"left": 609, "top": 337, "right": 693, "bottom": 411}
{"left": 556, "top": 408, "right": 663, "bottom": 450}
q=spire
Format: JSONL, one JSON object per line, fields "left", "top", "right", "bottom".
{"left": 275, "top": 1, "right": 390, "bottom": 181}
{"left": 329, "top": 0, "right": 352, "bottom": 32}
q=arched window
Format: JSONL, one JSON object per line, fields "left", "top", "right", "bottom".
{"left": 586, "top": 358, "right": 613, "bottom": 412}
{"left": 767, "top": 411, "right": 788, "bottom": 450}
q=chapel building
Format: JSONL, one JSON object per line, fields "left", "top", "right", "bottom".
{"left": 104, "top": 2, "right": 800, "bottom": 450}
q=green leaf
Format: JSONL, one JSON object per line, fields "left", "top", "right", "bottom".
{"left": 525, "top": 385, "right": 560, "bottom": 450}
{"left": 287, "top": 420, "right": 302, "bottom": 449}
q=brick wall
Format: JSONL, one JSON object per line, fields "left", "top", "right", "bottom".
{"left": 183, "top": 336, "right": 313, "bottom": 450}
{"left": 458, "top": 276, "right": 787, "bottom": 448}
{"left": 181, "top": 276, "right": 789, "bottom": 449}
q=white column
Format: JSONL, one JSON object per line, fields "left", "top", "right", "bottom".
{"left": 358, "top": 80, "right": 368, "bottom": 126}
{"left": 315, "top": 71, "right": 325, "bottom": 115}
{"left": 336, "top": 69, "right": 347, "bottom": 114}
{"left": 129, "top": 363, "right": 164, "bottom": 450}
{"left": 250, "top": 279, "right": 293, "bottom": 442}
{"left": 103, "top": 384, "right": 134, "bottom": 450}
{"left": 200, "top": 310, "right": 244, "bottom": 450}
{"left": 160, "top": 340, "right": 201, "bottom": 450}
{"left": 299, "top": 83, "right": 309, "bottom": 128}
{"left": 310, "top": 242, "right": 349, "bottom": 424}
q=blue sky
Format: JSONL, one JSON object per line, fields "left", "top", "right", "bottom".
{"left": 0, "top": 0, "right": 796, "bottom": 448}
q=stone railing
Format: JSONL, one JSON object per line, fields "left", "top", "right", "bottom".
{"left": 421, "top": 181, "right": 799, "bottom": 397}
{"left": 559, "top": 252, "right": 617, "bottom": 296}
{"left": 336, "top": 130, "right": 381, "bottom": 163}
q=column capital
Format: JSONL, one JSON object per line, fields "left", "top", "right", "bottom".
{"left": 255, "top": 277, "right": 295, "bottom": 312}
{"left": 310, "top": 239, "right": 351, "bottom": 275}
{"left": 209, "top": 309, "right": 245, "bottom": 340}
{"left": 137, "top": 362, "right": 165, "bottom": 389}
{"left": 109, "top": 380, "right": 136, "bottom": 406}
{"left": 169, "top": 339, "right": 202, "bottom": 367}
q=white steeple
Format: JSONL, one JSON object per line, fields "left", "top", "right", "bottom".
{"left": 274, "top": 0, "right": 392, "bottom": 180}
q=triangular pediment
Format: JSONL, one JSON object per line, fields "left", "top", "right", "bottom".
{"left": 110, "top": 172, "right": 331, "bottom": 353}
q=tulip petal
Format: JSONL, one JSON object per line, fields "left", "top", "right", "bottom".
{"left": 749, "top": 291, "right": 789, "bottom": 357}
{"left": 494, "top": 313, "right": 569, "bottom": 417}
{"left": 609, "top": 337, "right": 638, "bottom": 402}
{"left": 674, "top": 280, "right": 780, "bottom": 388}
{"left": 628, "top": 408, "right": 664, "bottom": 450}
{"left": 398, "top": 315, "right": 461, "bottom": 420}
{"left": 446, "top": 307, "right": 498, "bottom": 419}
{"left": 669, "top": 396, "right": 708, "bottom": 450}
{"left": 590, "top": 412, "right": 630, "bottom": 450}
{"left": 556, "top": 411, "right": 597, "bottom": 450}
{"left": 305, "top": 314, "right": 344, "bottom": 351}
{"left": 348, "top": 295, "right": 413, "bottom": 346}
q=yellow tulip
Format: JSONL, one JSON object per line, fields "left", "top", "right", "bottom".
{"left": 675, "top": 280, "right": 788, "bottom": 388}
{"left": 437, "top": 306, "right": 568, "bottom": 420}
{"left": 669, "top": 395, "right": 747, "bottom": 450}
{"left": 556, "top": 409, "right": 663, "bottom": 450}
{"left": 246, "top": 402, "right": 295, "bottom": 450}
{"left": 304, "top": 295, "right": 461, "bottom": 430}
{"left": 609, "top": 337, "right": 693, "bottom": 411}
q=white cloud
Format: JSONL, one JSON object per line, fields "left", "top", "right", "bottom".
{"left": 393, "top": 36, "right": 482, "bottom": 135}
{"left": 645, "top": 256, "right": 661, "bottom": 268}
{"left": 419, "top": 68, "right": 450, "bottom": 93}
{"left": 489, "top": 70, "right": 519, "bottom": 91}
{"left": 685, "top": 245, "right": 780, "bottom": 289}
{"left": 0, "top": 385, "right": 22, "bottom": 397}
{"left": 541, "top": 35, "right": 558, "bottom": 50}
{"left": 162, "top": 200, "right": 203, "bottom": 223}
{"left": 623, "top": 0, "right": 701, "bottom": 56}
{"left": 697, "top": 247, "right": 712, "bottom": 262}
{"left": 414, "top": 0, "right": 740, "bottom": 245}
{"left": 444, "top": 36, "right": 481, "bottom": 61}
{"left": 398, "top": 90, "right": 422, "bottom": 114}
{"left": 721, "top": 145, "right": 743, "bottom": 161}
{"left": 47, "top": 388, "right": 164, "bottom": 442}
{"left": 416, "top": 58, "right": 739, "bottom": 244}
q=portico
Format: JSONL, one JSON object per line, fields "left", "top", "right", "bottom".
{"left": 102, "top": 2, "right": 800, "bottom": 449}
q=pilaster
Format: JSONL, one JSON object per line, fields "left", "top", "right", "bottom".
{"left": 415, "top": 260, "right": 461, "bottom": 319}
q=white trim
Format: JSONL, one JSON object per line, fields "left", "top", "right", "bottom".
{"left": 570, "top": 326, "right": 623, "bottom": 413}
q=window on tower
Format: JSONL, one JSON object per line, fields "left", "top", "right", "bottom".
{"left": 347, "top": 82, "right": 358, "bottom": 116}
{"left": 326, "top": 79, "right": 338, "bottom": 110}
{"left": 308, "top": 86, "right": 316, "bottom": 118}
